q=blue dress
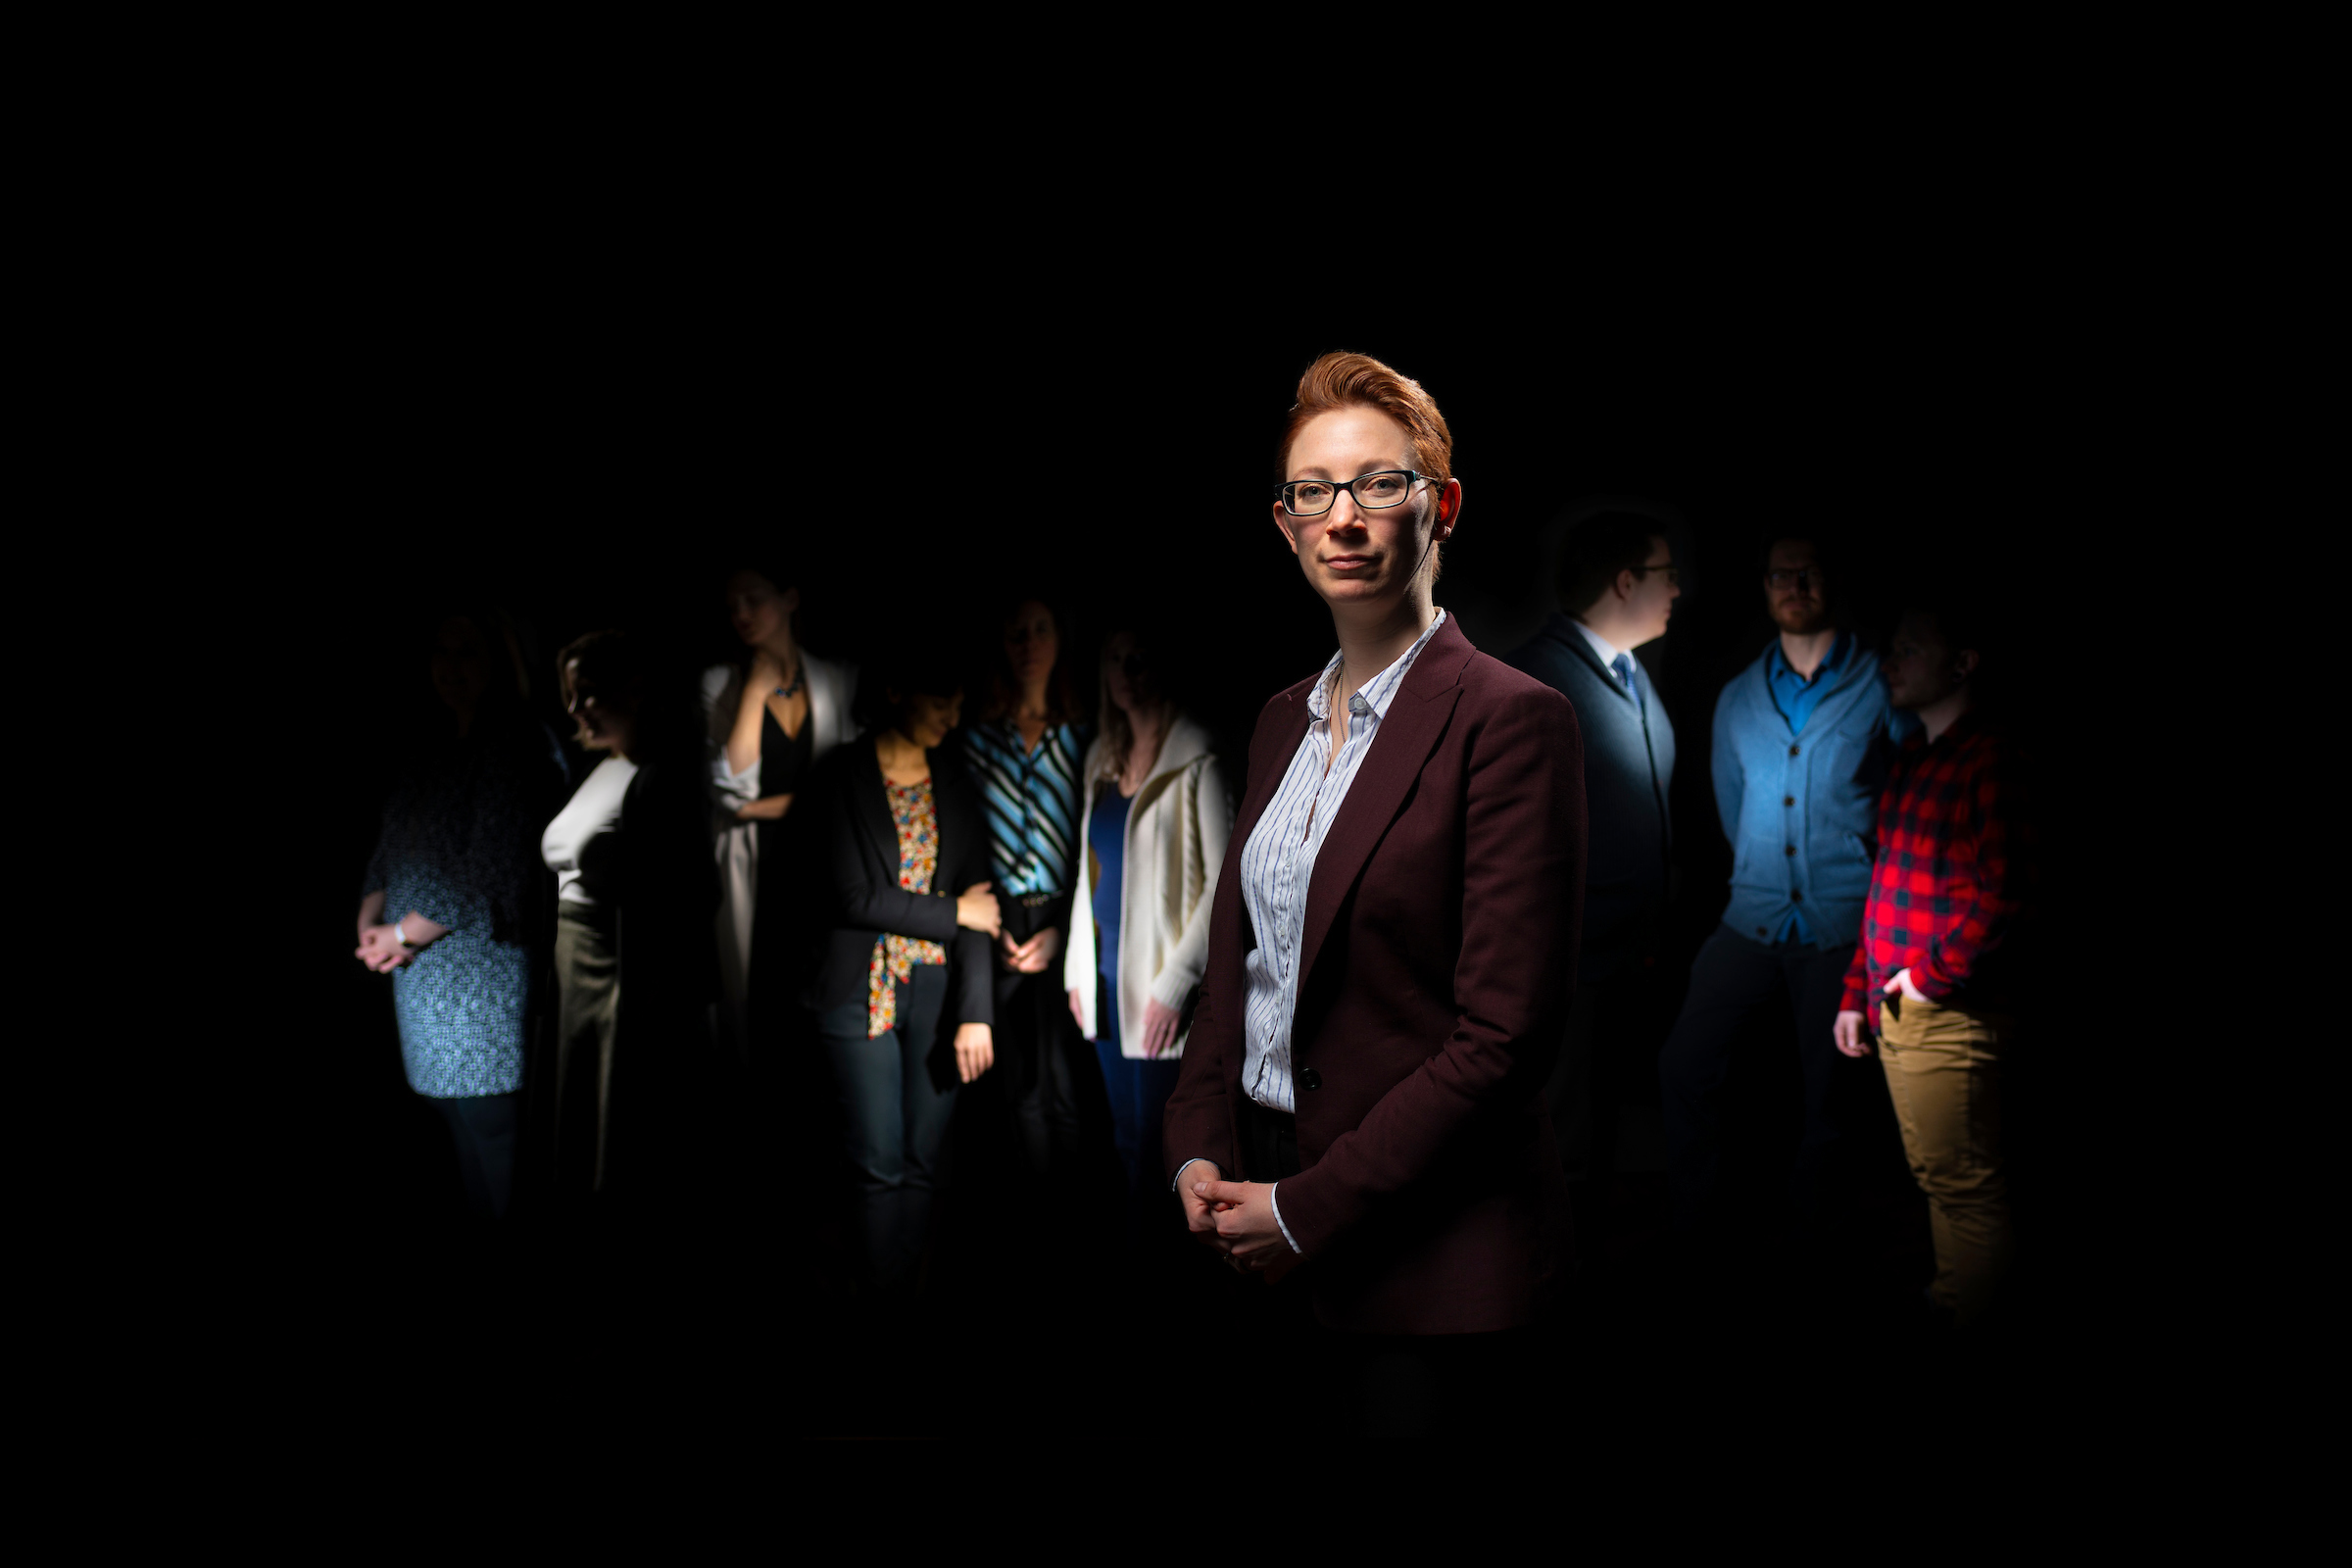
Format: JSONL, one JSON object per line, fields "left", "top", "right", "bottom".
{"left": 365, "top": 722, "right": 553, "bottom": 1099}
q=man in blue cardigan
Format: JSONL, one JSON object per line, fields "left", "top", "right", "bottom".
{"left": 1505, "top": 513, "right": 1680, "bottom": 1217}
{"left": 1661, "top": 535, "right": 1915, "bottom": 1248}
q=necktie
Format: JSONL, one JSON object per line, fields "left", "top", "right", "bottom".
{"left": 1612, "top": 653, "right": 1643, "bottom": 714}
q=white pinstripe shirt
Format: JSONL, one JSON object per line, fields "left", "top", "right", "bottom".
{"left": 1239, "top": 611, "right": 1447, "bottom": 1118}
{"left": 1174, "top": 614, "right": 1448, "bottom": 1253}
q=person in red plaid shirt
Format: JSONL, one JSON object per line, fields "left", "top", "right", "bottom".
{"left": 1835, "top": 601, "right": 2029, "bottom": 1330}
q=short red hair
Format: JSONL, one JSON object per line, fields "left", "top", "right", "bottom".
{"left": 1277, "top": 351, "right": 1454, "bottom": 488}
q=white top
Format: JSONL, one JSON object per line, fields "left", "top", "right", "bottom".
{"left": 541, "top": 755, "right": 638, "bottom": 907}
{"left": 1059, "top": 715, "right": 1232, "bottom": 1058}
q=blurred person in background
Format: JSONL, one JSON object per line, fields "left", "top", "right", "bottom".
{"left": 1505, "top": 512, "right": 1681, "bottom": 1250}
{"left": 705, "top": 562, "right": 858, "bottom": 1066}
{"left": 1061, "top": 620, "right": 1230, "bottom": 1255}
{"left": 540, "top": 629, "right": 718, "bottom": 1204}
{"left": 357, "top": 609, "right": 562, "bottom": 1223}
{"left": 1659, "top": 534, "right": 1914, "bottom": 1261}
{"left": 1835, "top": 597, "right": 2028, "bottom": 1332}
{"left": 798, "top": 639, "right": 999, "bottom": 1297}
{"left": 957, "top": 595, "right": 1093, "bottom": 1187}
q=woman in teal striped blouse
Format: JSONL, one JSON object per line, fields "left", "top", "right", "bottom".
{"left": 956, "top": 595, "right": 1093, "bottom": 1182}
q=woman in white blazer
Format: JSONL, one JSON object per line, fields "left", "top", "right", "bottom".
{"left": 705, "top": 564, "right": 858, "bottom": 1063}
{"left": 1062, "top": 626, "right": 1232, "bottom": 1222}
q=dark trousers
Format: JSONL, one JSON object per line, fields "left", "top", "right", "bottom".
{"left": 995, "top": 897, "right": 1087, "bottom": 1181}
{"left": 1234, "top": 1096, "right": 1526, "bottom": 1440}
{"left": 551, "top": 905, "right": 620, "bottom": 1196}
{"left": 1095, "top": 974, "right": 1182, "bottom": 1251}
{"left": 1097, "top": 974, "right": 1182, "bottom": 1178}
{"left": 813, "top": 963, "right": 956, "bottom": 1293}
{"left": 432, "top": 1092, "right": 520, "bottom": 1221}
{"left": 1659, "top": 923, "right": 1862, "bottom": 1237}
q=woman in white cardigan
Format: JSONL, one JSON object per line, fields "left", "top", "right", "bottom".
{"left": 705, "top": 564, "right": 858, "bottom": 1064}
{"left": 1063, "top": 627, "right": 1232, "bottom": 1215}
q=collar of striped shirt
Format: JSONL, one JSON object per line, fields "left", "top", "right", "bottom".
{"left": 1306, "top": 609, "right": 1448, "bottom": 724}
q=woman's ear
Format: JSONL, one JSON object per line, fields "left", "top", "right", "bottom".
{"left": 1434, "top": 479, "right": 1462, "bottom": 536}
{"left": 1271, "top": 502, "right": 1301, "bottom": 555}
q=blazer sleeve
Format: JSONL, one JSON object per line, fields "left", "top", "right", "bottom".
{"left": 818, "top": 758, "right": 962, "bottom": 945}
{"left": 1271, "top": 683, "right": 1586, "bottom": 1256}
{"left": 1148, "top": 755, "right": 1234, "bottom": 1011}
{"left": 941, "top": 771, "right": 994, "bottom": 1031}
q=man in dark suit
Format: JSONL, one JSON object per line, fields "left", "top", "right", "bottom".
{"left": 1505, "top": 513, "right": 1681, "bottom": 1241}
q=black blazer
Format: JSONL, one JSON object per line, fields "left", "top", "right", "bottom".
{"left": 798, "top": 737, "right": 994, "bottom": 1032}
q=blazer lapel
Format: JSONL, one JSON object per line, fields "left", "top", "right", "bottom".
{"left": 1553, "top": 617, "right": 1637, "bottom": 710}
{"left": 1295, "top": 620, "right": 1470, "bottom": 995}
{"left": 853, "top": 743, "right": 897, "bottom": 882}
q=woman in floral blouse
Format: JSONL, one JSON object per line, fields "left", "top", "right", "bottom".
{"left": 798, "top": 640, "right": 1000, "bottom": 1295}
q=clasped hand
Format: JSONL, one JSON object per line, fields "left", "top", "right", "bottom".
{"left": 999, "top": 924, "right": 1058, "bottom": 974}
{"left": 1181, "top": 1172, "right": 1298, "bottom": 1280}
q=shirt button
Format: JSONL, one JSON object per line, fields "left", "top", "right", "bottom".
{"left": 1298, "top": 1067, "right": 1323, "bottom": 1091}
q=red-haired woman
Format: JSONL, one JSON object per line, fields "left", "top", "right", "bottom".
{"left": 1162, "top": 352, "right": 1587, "bottom": 1432}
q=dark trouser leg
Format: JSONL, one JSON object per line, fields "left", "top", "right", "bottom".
{"left": 434, "top": 1092, "right": 521, "bottom": 1221}
{"left": 1098, "top": 1031, "right": 1180, "bottom": 1250}
{"left": 1659, "top": 926, "right": 1784, "bottom": 1233}
{"left": 1787, "top": 941, "right": 1860, "bottom": 1242}
{"left": 1097, "top": 1037, "right": 1142, "bottom": 1189}
{"left": 1093, "top": 973, "right": 1141, "bottom": 1182}
{"left": 815, "top": 996, "right": 907, "bottom": 1291}
{"left": 552, "top": 906, "right": 619, "bottom": 1197}
{"left": 892, "top": 964, "right": 956, "bottom": 1290}
{"left": 998, "top": 902, "right": 1086, "bottom": 1181}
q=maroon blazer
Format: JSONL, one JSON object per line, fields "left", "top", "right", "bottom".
{"left": 1162, "top": 614, "right": 1587, "bottom": 1334}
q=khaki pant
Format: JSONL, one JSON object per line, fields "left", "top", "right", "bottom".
{"left": 1878, "top": 996, "right": 2011, "bottom": 1325}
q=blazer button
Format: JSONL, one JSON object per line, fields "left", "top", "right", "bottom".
{"left": 1298, "top": 1067, "right": 1322, "bottom": 1091}
{"left": 1788, "top": 744, "right": 1801, "bottom": 757}
{"left": 1791, "top": 891, "right": 1803, "bottom": 902}
{"left": 1784, "top": 796, "right": 1795, "bottom": 807}
{"left": 1785, "top": 845, "right": 1797, "bottom": 856}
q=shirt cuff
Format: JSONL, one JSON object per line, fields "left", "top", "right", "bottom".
{"left": 1170, "top": 1157, "right": 1219, "bottom": 1195}
{"left": 1268, "top": 1183, "right": 1302, "bottom": 1255}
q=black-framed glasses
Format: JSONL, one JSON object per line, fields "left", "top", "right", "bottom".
{"left": 1765, "top": 568, "right": 1823, "bottom": 590}
{"left": 1632, "top": 562, "right": 1679, "bottom": 586}
{"left": 1275, "top": 469, "right": 1434, "bottom": 518}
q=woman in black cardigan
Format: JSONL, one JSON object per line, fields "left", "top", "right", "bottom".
{"left": 799, "top": 641, "right": 1000, "bottom": 1294}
